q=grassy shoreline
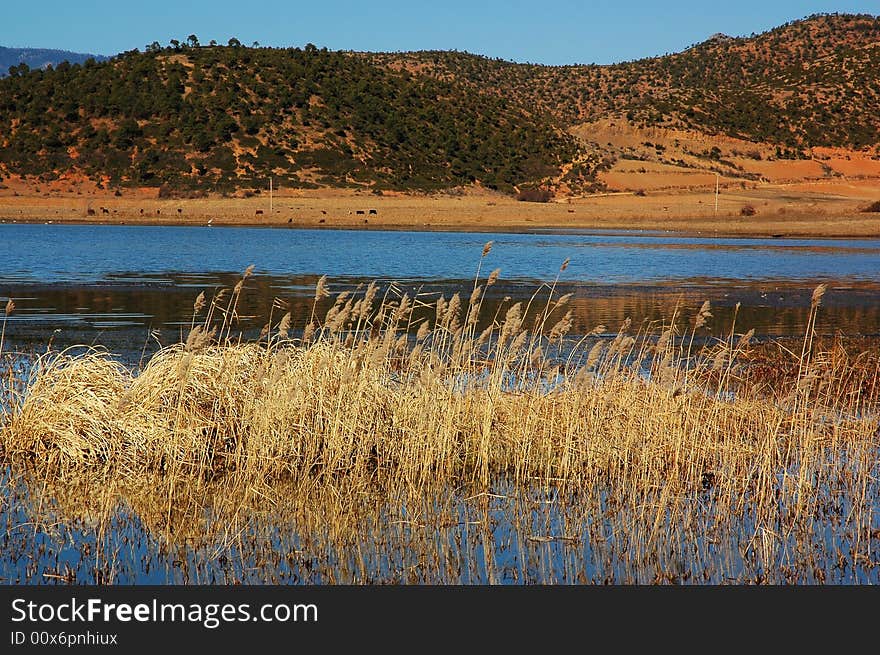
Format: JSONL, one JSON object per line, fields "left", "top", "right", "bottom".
{"left": 2, "top": 179, "right": 879, "bottom": 238}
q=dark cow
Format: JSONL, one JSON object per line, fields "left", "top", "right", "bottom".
{"left": 356, "top": 210, "right": 365, "bottom": 215}
{"left": 368, "top": 209, "right": 377, "bottom": 215}
{"left": 100, "top": 207, "right": 109, "bottom": 214}
{"left": 177, "top": 208, "right": 183, "bottom": 215}
{"left": 86, "top": 208, "right": 96, "bottom": 216}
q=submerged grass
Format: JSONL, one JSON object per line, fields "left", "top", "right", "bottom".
{"left": 1, "top": 248, "right": 879, "bottom": 582}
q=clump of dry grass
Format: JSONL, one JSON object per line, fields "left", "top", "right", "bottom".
{"left": 1, "top": 257, "right": 879, "bottom": 557}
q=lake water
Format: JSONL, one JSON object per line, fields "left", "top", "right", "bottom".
{"left": 2, "top": 223, "right": 880, "bottom": 585}
{"left": 2, "top": 224, "right": 880, "bottom": 354}
{"left": 4, "top": 224, "right": 880, "bottom": 284}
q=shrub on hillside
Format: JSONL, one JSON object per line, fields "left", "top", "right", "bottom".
{"left": 516, "top": 188, "right": 553, "bottom": 203}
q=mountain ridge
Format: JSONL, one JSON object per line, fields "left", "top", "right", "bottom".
{"left": 0, "top": 46, "right": 108, "bottom": 76}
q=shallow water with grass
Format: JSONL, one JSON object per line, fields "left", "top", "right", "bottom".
{"left": 4, "top": 471, "right": 877, "bottom": 584}
{"left": 1, "top": 225, "right": 880, "bottom": 584}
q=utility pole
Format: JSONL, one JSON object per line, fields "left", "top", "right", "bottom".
{"left": 714, "top": 173, "right": 719, "bottom": 215}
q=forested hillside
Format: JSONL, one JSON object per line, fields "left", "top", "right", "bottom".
{"left": 0, "top": 44, "right": 581, "bottom": 193}
{"left": 378, "top": 13, "right": 880, "bottom": 150}
{"left": 0, "top": 13, "right": 877, "bottom": 195}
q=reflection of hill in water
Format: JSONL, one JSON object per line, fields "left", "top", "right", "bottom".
{"left": 4, "top": 274, "right": 880, "bottom": 358}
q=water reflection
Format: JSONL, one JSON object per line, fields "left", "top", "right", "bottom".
{"left": 3, "top": 470, "right": 877, "bottom": 585}
{"left": 3, "top": 274, "right": 880, "bottom": 360}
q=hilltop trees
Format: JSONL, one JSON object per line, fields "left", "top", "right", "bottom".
{"left": 0, "top": 43, "right": 578, "bottom": 193}
{"left": 369, "top": 13, "right": 880, "bottom": 151}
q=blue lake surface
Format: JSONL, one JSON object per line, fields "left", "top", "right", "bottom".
{"left": 1, "top": 223, "right": 880, "bottom": 284}
{"left": 2, "top": 224, "right": 880, "bottom": 343}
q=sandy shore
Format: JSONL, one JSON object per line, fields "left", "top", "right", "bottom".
{"left": 1, "top": 178, "right": 879, "bottom": 237}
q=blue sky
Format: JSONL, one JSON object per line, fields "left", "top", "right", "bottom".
{"left": 3, "top": 1, "right": 878, "bottom": 65}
